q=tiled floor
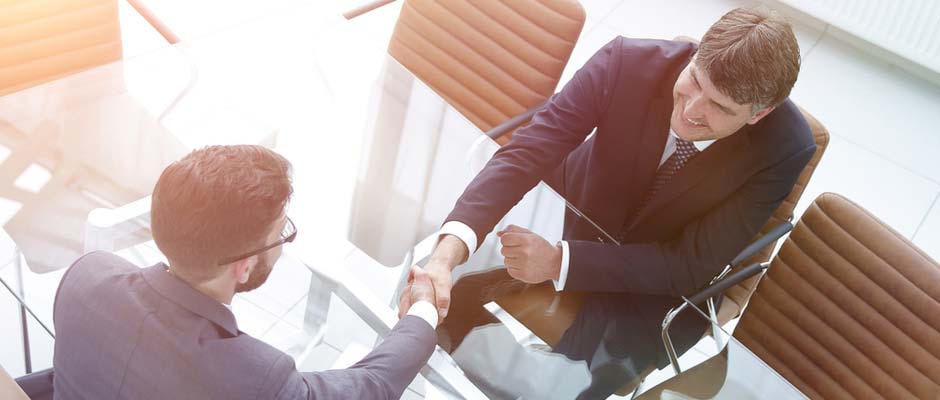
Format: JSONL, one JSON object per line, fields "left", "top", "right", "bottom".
{"left": 2, "top": 0, "right": 939, "bottom": 398}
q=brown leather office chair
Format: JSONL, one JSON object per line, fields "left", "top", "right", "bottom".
{"left": 0, "top": 0, "right": 178, "bottom": 97}
{"left": 659, "top": 35, "right": 833, "bottom": 328}
{"left": 387, "top": 0, "right": 586, "bottom": 144}
{"left": 719, "top": 105, "right": 828, "bottom": 324}
{"left": 651, "top": 192, "right": 940, "bottom": 399}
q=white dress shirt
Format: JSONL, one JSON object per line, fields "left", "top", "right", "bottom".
{"left": 439, "top": 129, "right": 716, "bottom": 291}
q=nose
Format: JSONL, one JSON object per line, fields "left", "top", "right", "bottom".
{"left": 684, "top": 92, "right": 707, "bottom": 118}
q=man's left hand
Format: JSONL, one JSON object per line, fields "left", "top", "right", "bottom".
{"left": 497, "top": 225, "right": 562, "bottom": 284}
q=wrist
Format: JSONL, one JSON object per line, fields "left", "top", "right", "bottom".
{"left": 430, "top": 235, "right": 467, "bottom": 269}
{"left": 552, "top": 243, "right": 563, "bottom": 281}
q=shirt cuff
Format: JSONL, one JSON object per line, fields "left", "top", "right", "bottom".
{"left": 406, "top": 300, "right": 439, "bottom": 328}
{"left": 439, "top": 221, "right": 477, "bottom": 256}
{"left": 552, "top": 240, "right": 570, "bottom": 292}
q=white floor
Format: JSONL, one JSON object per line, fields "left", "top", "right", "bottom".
{"left": 3, "top": 0, "right": 939, "bottom": 398}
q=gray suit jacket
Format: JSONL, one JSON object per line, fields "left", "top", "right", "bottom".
{"left": 52, "top": 251, "right": 435, "bottom": 399}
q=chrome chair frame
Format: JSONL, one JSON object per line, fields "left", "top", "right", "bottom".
{"left": 661, "top": 221, "right": 794, "bottom": 375}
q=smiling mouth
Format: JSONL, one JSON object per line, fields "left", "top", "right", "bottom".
{"left": 685, "top": 117, "right": 706, "bottom": 127}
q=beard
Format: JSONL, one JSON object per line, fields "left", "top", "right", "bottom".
{"left": 235, "top": 251, "right": 276, "bottom": 293}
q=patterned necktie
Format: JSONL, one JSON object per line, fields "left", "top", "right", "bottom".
{"left": 618, "top": 138, "right": 701, "bottom": 241}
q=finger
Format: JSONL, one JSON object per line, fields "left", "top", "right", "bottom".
{"left": 410, "top": 265, "right": 424, "bottom": 279}
{"left": 503, "top": 224, "right": 531, "bottom": 234}
{"left": 398, "top": 285, "right": 412, "bottom": 318}
{"left": 434, "top": 281, "right": 451, "bottom": 319}
{"left": 412, "top": 266, "right": 432, "bottom": 287}
{"left": 500, "top": 246, "right": 520, "bottom": 259}
{"left": 499, "top": 232, "right": 526, "bottom": 247}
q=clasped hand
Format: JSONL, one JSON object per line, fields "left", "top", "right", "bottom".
{"left": 400, "top": 225, "right": 561, "bottom": 323}
{"left": 497, "top": 224, "right": 562, "bottom": 284}
{"left": 397, "top": 265, "right": 437, "bottom": 324}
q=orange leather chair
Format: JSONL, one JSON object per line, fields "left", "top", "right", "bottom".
{"left": 652, "top": 192, "right": 940, "bottom": 399}
{"left": 386, "top": 0, "right": 586, "bottom": 144}
{"left": 0, "top": 0, "right": 178, "bottom": 97}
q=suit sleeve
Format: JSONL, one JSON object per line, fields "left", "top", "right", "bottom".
{"left": 564, "top": 144, "right": 816, "bottom": 297}
{"left": 444, "top": 37, "right": 621, "bottom": 250}
{"left": 267, "top": 316, "right": 436, "bottom": 400}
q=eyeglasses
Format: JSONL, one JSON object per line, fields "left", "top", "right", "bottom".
{"left": 217, "top": 217, "right": 297, "bottom": 265}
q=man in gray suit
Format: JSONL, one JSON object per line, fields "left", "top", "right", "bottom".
{"left": 52, "top": 145, "right": 439, "bottom": 399}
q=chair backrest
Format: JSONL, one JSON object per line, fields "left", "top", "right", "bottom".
{"left": 0, "top": 0, "right": 123, "bottom": 97}
{"left": 387, "top": 0, "right": 585, "bottom": 144}
{"left": 719, "top": 106, "right": 829, "bottom": 323}
{"left": 0, "top": 364, "right": 29, "bottom": 400}
{"left": 734, "top": 193, "right": 940, "bottom": 399}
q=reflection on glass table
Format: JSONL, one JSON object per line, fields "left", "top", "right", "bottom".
{"left": 0, "top": 38, "right": 280, "bottom": 274}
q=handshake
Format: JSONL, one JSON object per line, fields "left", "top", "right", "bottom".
{"left": 397, "top": 225, "right": 564, "bottom": 325}
{"left": 396, "top": 265, "right": 440, "bottom": 325}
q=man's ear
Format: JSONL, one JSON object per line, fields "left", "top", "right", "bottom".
{"left": 747, "top": 105, "right": 776, "bottom": 125}
{"left": 232, "top": 257, "right": 255, "bottom": 284}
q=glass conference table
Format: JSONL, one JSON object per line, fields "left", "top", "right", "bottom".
{"left": 0, "top": 5, "right": 807, "bottom": 399}
{"left": 0, "top": 7, "right": 587, "bottom": 398}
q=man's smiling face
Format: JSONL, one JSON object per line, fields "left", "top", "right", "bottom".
{"left": 670, "top": 61, "right": 774, "bottom": 141}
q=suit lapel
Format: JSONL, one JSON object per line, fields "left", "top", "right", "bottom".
{"left": 600, "top": 96, "right": 670, "bottom": 237}
{"left": 628, "top": 124, "right": 751, "bottom": 231}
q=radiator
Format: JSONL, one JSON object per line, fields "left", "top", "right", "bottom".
{"left": 776, "top": 0, "right": 940, "bottom": 74}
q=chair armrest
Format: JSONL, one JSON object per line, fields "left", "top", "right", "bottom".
{"left": 84, "top": 196, "right": 153, "bottom": 253}
{"left": 687, "top": 262, "right": 767, "bottom": 306}
{"left": 343, "top": 0, "right": 398, "bottom": 19}
{"left": 125, "top": 0, "right": 181, "bottom": 44}
{"left": 660, "top": 220, "right": 792, "bottom": 375}
{"left": 661, "top": 262, "right": 768, "bottom": 375}
{"left": 729, "top": 221, "right": 793, "bottom": 267}
{"left": 485, "top": 103, "right": 544, "bottom": 142}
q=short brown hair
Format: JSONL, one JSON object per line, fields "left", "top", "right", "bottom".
{"left": 151, "top": 145, "right": 292, "bottom": 276}
{"left": 696, "top": 8, "right": 800, "bottom": 109}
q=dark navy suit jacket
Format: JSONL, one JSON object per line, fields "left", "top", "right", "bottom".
{"left": 446, "top": 37, "right": 816, "bottom": 363}
{"left": 52, "top": 251, "right": 435, "bottom": 399}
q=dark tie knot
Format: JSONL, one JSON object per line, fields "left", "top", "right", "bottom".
{"left": 674, "top": 138, "right": 699, "bottom": 161}
{"left": 618, "top": 137, "right": 702, "bottom": 239}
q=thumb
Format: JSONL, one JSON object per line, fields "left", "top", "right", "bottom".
{"left": 411, "top": 265, "right": 430, "bottom": 285}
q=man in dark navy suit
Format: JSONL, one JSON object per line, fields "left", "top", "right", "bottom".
{"left": 424, "top": 8, "right": 816, "bottom": 398}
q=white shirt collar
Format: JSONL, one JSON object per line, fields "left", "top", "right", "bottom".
{"left": 669, "top": 129, "right": 715, "bottom": 151}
